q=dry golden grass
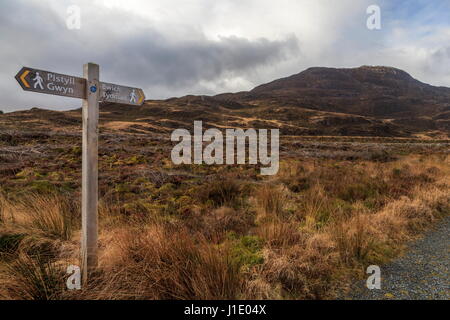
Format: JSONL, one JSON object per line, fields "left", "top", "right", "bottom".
{"left": 246, "top": 154, "right": 450, "bottom": 298}
{"left": 82, "top": 224, "right": 243, "bottom": 299}
{"left": 0, "top": 194, "right": 76, "bottom": 241}
{"left": 3, "top": 253, "right": 66, "bottom": 300}
{"left": 0, "top": 154, "right": 448, "bottom": 300}
{"left": 255, "top": 184, "right": 286, "bottom": 217}
{"left": 0, "top": 194, "right": 78, "bottom": 300}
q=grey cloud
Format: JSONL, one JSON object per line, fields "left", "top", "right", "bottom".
{"left": 417, "top": 46, "right": 450, "bottom": 84}
{"left": 4, "top": 0, "right": 448, "bottom": 113}
{"left": 104, "top": 34, "right": 300, "bottom": 88}
{"left": 430, "top": 47, "right": 450, "bottom": 68}
{"left": 0, "top": 0, "right": 299, "bottom": 111}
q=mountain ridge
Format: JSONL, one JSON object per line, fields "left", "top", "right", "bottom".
{"left": 214, "top": 65, "right": 450, "bottom": 118}
{"left": 1, "top": 66, "right": 449, "bottom": 138}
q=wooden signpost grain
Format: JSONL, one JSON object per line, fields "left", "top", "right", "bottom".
{"left": 81, "top": 63, "right": 99, "bottom": 283}
{"left": 15, "top": 63, "right": 145, "bottom": 283}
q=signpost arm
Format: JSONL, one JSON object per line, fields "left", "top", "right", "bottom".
{"left": 81, "top": 63, "right": 99, "bottom": 283}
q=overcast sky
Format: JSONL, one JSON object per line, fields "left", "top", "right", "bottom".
{"left": 1, "top": 0, "right": 450, "bottom": 112}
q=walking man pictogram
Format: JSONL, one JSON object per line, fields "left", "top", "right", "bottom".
{"left": 33, "top": 72, "right": 44, "bottom": 90}
{"left": 130, "top": 89, "right": 137, "bottom": 104}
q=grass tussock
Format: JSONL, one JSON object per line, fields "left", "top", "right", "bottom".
{"left": 3, "top": 253, "right": 66, "bottom": 300}
{"left": 255, "top": 184, "right": 286, "bottom": 217}
{"left": 0, "top": 153, "right": 448, "bottom": 300}
{"left": 0, "top": 194, "right": 77, "bottom": 241}
{"left": 197, "top": 177, "right": 242, "bottom": 207}
{"left": 88, "top": 224, "right": 243, "bottom": 299}
{"left": 21, "top": 195, "right": 76, "bottom": 241}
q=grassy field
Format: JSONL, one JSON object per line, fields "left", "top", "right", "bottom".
{"left": 0, "top": 132, "right": 449, "bottom": 299}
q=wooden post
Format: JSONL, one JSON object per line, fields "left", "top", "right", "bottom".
{"left": 81, "top": 63, "right": 99, "bottom": 283}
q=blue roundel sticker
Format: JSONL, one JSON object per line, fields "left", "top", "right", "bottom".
{"left": 90, "top": 86, "right": 97, "bottom": 93}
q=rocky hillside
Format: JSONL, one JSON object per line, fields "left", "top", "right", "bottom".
{"left": 219, "top": 66, "right": 450, "bottom": 117}
{"left": 1, "top": 66, "right": 449, "bottom": 138}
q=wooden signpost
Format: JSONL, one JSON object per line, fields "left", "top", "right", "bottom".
{"left": 15, "top": 63, "right": 145, "bottom": 283}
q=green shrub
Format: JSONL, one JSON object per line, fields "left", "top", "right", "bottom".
{"left": 30, "top": 180, "right": 58, "bottom": 194}
{"left": 229, "top": 235, "right": 264, "bottom": 268}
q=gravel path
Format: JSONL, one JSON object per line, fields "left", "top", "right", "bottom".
{"left": 347, "top": 217, "right": 449, "bottom": 300}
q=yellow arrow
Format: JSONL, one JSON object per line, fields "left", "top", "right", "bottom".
{"left": 138, "top": 89, "right": 145, "bottom": 104}
{"left": 20, "top": 69, "right": 30, "bottom": 88}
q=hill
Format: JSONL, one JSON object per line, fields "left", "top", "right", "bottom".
{"left": 1, "top": 66, "right": 449, "bottom": 138}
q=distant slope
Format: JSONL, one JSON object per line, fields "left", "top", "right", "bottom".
{"left": 219, "top": 66, "right": 450, "bottom": 117}
{"left": 215, "top": 66, "right": 450, "bottom": 136}
{"left": 1, "top": 66, "right": 449, "bottom": 138}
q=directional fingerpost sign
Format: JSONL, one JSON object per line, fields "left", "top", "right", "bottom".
{"left": 15, "top": 67, "right": 86, "bottom": 99}
{"left": 101, "top": 82, "right": 145, "bottom": 106}
{"left": 15, "top": 67, "right": 145, "bottom": 106}
{"left": 15, "top": 63, "right": 146, "bottom": 284}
